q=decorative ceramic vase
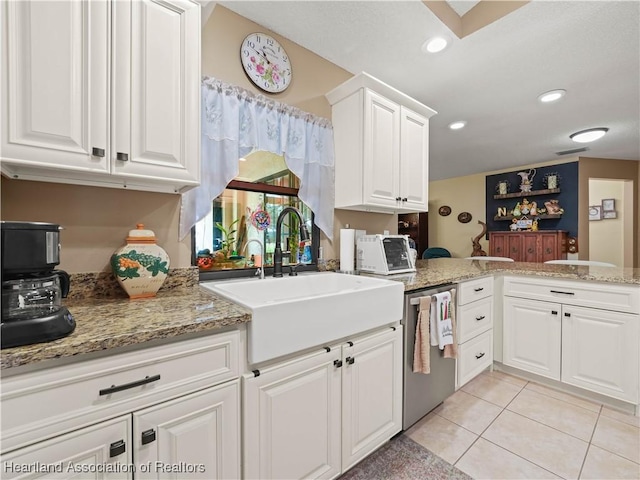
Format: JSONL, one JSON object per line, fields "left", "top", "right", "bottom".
{"left": 111, "top": 224, "right": 170, "bottom": 299}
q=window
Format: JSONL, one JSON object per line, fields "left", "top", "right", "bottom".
{"left": 194, "top": 152, "right": 319, "bottom": 279}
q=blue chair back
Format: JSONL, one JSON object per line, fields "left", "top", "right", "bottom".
{"left": 422, "top": 247, "right": 452, "bottom": 259}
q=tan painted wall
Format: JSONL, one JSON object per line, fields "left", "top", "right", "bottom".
{"left": 0, "top": 5, "right": 391, "bottom": 272}
{"left": 578, "top": 157, "right": 638, "bottom": 267}
{"left": 428, "top": 158, "right": 579, "bottom": 258}
{"left": 588, "top": 179, "right": 625, "bottom": 267}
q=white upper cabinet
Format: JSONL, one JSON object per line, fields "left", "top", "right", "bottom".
{"left": 326, "top": 72, "right": 436, "bottom": 213}
{"left": 1, "top": 0, "right": 200, "bottom": 194}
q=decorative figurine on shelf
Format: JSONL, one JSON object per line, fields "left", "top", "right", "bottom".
{"left": 517, "top": 168, "right": 536, "bottom": 192}
{"left": 543, "top": 172, "right": 561, "bottom": 190}
{"left": 470, "top": 221, "right": 488, "bottom": 257}
{"left": 544, "top": 199, "right": 564, "bottom": 215}
{"left": 530, "top": 201, "right": 538, "bottom": 216}
{"left": 531, "top": 219, "right": 539, "bottom": 231}
{"left": 520, "top": 198, "right": 531, "bottom": 215}
{"left": 510, "top": 218, "right": 518, "bottom": 231}
{"left": 512, "top": 202, "right": 522, "bottom": 217}
{"left": 496, "top": 180, "right": 510, "bottom": 195}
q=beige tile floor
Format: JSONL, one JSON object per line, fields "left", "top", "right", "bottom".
{"left": 406, "top": 370, "right": 640, "bottom": 479}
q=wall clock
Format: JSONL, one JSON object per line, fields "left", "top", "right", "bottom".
{"left": 240, "top": 33, "right": 292, "bottom": 93}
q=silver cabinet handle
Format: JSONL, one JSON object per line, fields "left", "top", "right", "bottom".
{"left": 116, "top": 152, "right": 129, "bottom": 162}
{"left": 92, "top": 147, "right": 105, "bottom": 157}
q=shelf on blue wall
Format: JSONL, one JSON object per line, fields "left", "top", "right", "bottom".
{"left": 493, "top": 188, "right": 560, "bottom": 200}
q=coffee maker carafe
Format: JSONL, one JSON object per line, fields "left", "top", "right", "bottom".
{"left": 1, "top": 222, "right": 76, "bottom": 348}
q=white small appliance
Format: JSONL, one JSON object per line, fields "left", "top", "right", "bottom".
{"left": 356, "top": 234, "right": 416, "bottom": 275}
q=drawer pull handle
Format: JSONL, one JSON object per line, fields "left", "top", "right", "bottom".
{"left": 475, "top": 352, "right": 485, "bottom": 360}
{"left": 92, "top": 147, "right": 105, "bottom": 157}
{"left": 141, "top": 429, "right": 156, "bottom": 445}
{"left": 564, "top": 312, "right": 571, "bottom": 317}
{"left": 475, "top": 315, "right": 486, "bottom": 321}
{"left": 99, "top": 374, "right": 161, "bottom": 396}
{"left": 550, "top": 290, "right": 575, "bottom": 295}
{"left": 346, "top": 356, "right": 355, "bottom": 365}
{"left": 551, "top": 310, "right": 558, "bottom": 315}
{"left": 116, "top": 152, "right": 129, "bottom": 162}
{"left": 334, "top": 359, "right": 343, "bottom": 368}
{"left": 473, "top": 287, "right": 484, "bottom": 292}
{"left": 109, "top": 439, "right": 126, "bottom": 458}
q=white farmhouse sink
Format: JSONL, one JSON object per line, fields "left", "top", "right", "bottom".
{"left": 201, "top": 272, "right": 404, "bottom": 364}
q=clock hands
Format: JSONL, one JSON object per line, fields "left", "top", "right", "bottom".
{"left": 249, "top": 46, "right": 271, "bottom": 66}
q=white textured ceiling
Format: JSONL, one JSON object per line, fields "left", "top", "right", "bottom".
{"left": 216, "top": 1, "right": 640, "bottom": 181}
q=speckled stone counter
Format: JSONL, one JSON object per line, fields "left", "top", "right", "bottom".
{"left": 1, "top": 284, "right": 251, "bottom": 371}
{"left": 391, "top": 258, "right": 640, "bottom": 291}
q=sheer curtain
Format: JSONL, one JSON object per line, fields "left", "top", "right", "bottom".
{"left": 179, "top": 77, "right": 335, "bottom": 240}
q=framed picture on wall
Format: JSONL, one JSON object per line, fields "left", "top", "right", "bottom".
{"left": 603, "top": 210, "right": 618, "bottom": 219}
{"left": 602, "top": 198, "right": 615, "bottom": 211}
{"left": 589, "top": 205, "right": 602, "bottom": 221}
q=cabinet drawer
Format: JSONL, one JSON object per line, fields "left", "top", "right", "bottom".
{"left": 458, "top": 296, "right": 493, "bottom": 344}
{"left": 504, "top": 276, "right": 640, "bottom": 314}
{"left": 458, "top": 277, "right": 493, "bottom": 305}
{"left": 1, "top": 330, "right": 240, "bottom": 453}
{"left": 457, "top": 330, "right": 493, "bottom": 388}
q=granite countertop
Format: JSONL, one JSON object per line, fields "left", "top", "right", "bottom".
{"left": 4, "top": 260, "right": 638, "bottom": 371}
{"left": 0, "top": 285, "right": 251, "bottom": 370}
{"left": 383, "top": 258, "right": 640, "bottom": 291}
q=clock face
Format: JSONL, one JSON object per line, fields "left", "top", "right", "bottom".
{"left": 240, "top": 33, "right": 292, "bottom": 93}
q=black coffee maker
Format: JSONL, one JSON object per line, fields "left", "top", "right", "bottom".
{"left": 1, "top": 222, "right": 76, "bottom": 348}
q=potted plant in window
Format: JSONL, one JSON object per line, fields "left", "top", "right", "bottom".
{"left": 215, "top": 219, "right": 240, "bottom": 260}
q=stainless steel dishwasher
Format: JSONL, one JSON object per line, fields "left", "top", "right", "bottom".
{"left": 402, "top": 284, "right": 456, "bottom": 430}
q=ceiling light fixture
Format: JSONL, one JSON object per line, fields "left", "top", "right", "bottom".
{"left": 569, "top": 127, "right": 609, "bottom": 143}
{"left": 422, "top": 36, "right": 449, "bottom": 54}
{"left": 538, "top": 89, "right": 566, "bottom": 103}
{"left": 449, "top": 121, "right": 466, "bottom": 130}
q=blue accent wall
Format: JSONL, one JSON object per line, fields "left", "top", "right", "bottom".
{"left": 485, "top": 162, "right": 579, "bottom": 237}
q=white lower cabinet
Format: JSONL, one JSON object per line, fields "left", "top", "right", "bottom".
{"left": 561, "top": 306, "right": 639, "bottom": 403}
{"left": 243, "top": 326, "right": 402, "bottom": 480}
{"left": 0, "top": 331, "right": 241, "bottom": 479}
{"left": 502, "top": 276, "right": 640, "bottom": 405}
{"left": 2, "top": 416, "right": 133, "bottom": 480}
{"left": 456, "top": 277, "right": 494, "bottom": 388}
{"left": 503, "top": 297, "right": 562, "bottom": 380}
{"left": 133, "top": 380, "right": 240, "bottom": 480}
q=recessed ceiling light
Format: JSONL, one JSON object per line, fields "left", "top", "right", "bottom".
{"left": 422, "top": 36, "right": 448, "bottom": 54}
{"left": 449, "top": 121, "right": 466, "bottom": 130}
{"left": 538, "top": 89, "right": 566, "bottom": 103}
{"left": 569, "top": 127, "right": 609, "bottom": 143}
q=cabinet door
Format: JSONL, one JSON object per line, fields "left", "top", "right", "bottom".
{"left": 1, "top": 0, "right": 109, "bottom": 174}
{"left": 1, "top": 416, "right": 132, "bottom": 480}
{"left": 399, "top": 107, "right": 429, "bottom": 211}
{"left": 562, "top": 306, "right": 639, "bottom": 403}
{"left": 243, "top": 350, "right": 341, "bottom": 480}
{"left": 363, "top": 89, "right": 400, "bottom": 207}
{"left": 522, "top": 234, "right": 538, "bottom": 263}
{"left": 540, "top": 232, "right": 566, "bottom": 262}
{"left": 503, "top": 297, "right": 561, "bottom": 380}
{"left": 506, "top": 234, "right": 522, "bottom": 261}
{"left": 342, "top": 327, "right": 402, "bottom": 471}
{"left": 489, "top": 233, "right": 506, "bottom": 257}
{"left": 112, "top": 0, "right": 200, "bottom": 188}
{"left": 133, "top": 381, "right": 239, "bottom": 480}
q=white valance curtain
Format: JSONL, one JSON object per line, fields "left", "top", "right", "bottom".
{"left": 179, "top": 77, "right": 335, "bottom": 240}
